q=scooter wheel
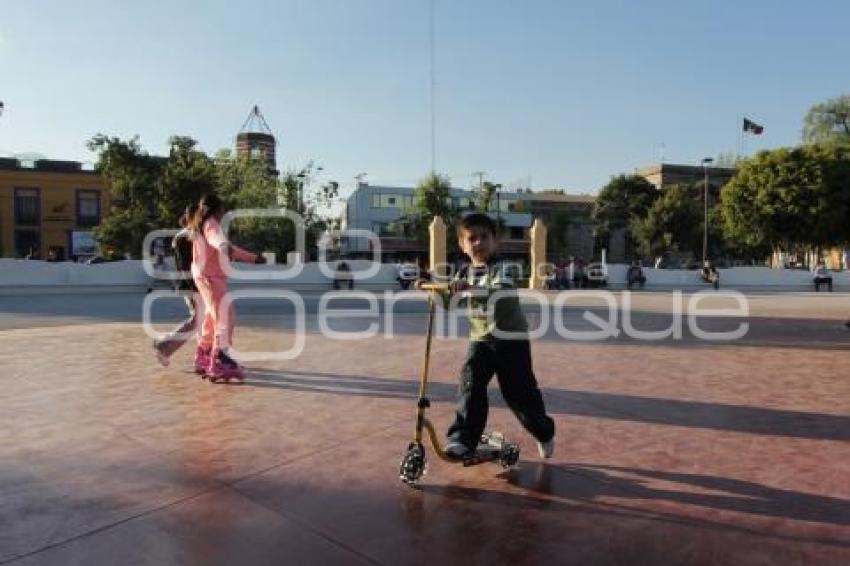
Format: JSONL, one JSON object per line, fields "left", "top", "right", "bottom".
{"left": 499, "top": 443, "right": 520, "bottom": 468}
{"left": 484, "top": 432, "right": 505, "bottom": 448}
{"left": 399, "top": 442, "right": 426, "bottom": 486}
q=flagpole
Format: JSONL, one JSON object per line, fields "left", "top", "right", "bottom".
{"left": 737, "top": 115, "right": 743, "bottom": 159}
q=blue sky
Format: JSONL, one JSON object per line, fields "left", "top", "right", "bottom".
{"left": 0, "top": 0, "right": 848, "bottom": 197}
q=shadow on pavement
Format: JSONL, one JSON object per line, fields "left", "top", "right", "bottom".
{"left": 244, "top": 369, "right": 850, "bottom": 442}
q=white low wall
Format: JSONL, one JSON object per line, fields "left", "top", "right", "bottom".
{"left": 0, "top": 259, "right": 152, "bottom": 287}
{"left": 2, "top": 259, "right": 848, "bottom": 292}
{"left": 603, "top": 264, "right": 850, "bottom": 289}
{"left": 0, "top": 259, "right": 399, "bottom": 291}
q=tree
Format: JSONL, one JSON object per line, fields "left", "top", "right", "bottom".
{"left": 593, "top": 174, "right": 659, "bottom": 258}
{"left": 547, "top": 211, "right": 572, "bottom": 260}
{"left": 414, "top": 172, "right": 454, "bottom": 220}
{"left": 806, "top": 142, "right": 850, "bottom": 245}
{"left": 213, "top": 149, "right": 293, "bottom": 259}
{"left": 87, "top": 134, "right": 164, "bottom": 257}
{"left": 472, "top": 181, "right": 499, "bottom": 212}
{"left": 719, "top": 145, "right": 850, "bottom": 254}
{"left": 803, "top": 95, "right": 850, "bottom": 145}
{"left": 398, "top": 172, "right": 456, "bottom": 240}
{"left": 158, "top": 136, "right": 217, "bottom": 223}
{"left": 631, "top": 184, "right": 703, "bottom": 259}
{"left": 90, "top": 133, "right": 338, "bottom": 261}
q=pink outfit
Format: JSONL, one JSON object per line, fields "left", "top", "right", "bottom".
{"left": 191, "top": 216, "right": 257, "bottom": 351}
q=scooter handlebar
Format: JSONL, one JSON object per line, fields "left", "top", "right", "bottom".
{"left": 417, "top": 282, "right": 450, "bottom": 292}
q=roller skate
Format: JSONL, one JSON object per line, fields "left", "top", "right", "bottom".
{"left": 193, "top": 345, "right": 212, "bottom": 376}
{"left": 206, "top": 349, "right": 245, "bottom": 384}
{"left": 153, "top": 340, "right": 170, "bottom": 367}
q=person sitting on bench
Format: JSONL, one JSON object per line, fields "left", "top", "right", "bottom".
{"left": 700, "top": 259, "right": 720, "bottom": 290}
{"left": 812, "top": 259, "right": 833, "bottom": 292}
{"left": 626, "top": 260, "right": 646, "bottom": 290}
{"left": 333, "top": 261, "right": 354, "bottom": 290}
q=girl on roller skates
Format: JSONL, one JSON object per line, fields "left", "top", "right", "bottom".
{"left": 190, "top": 194, "right": 266, "bottom": 382}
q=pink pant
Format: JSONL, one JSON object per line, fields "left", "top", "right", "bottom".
{"left": 194, "top": 275, "right": 234, "bottom": 350}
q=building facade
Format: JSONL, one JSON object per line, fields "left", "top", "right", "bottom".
{"left": 636, "top": 163, "right": 736, "bottom": 190}
{"left": 520, "top": 191, "right": 596, "bottom": 262}
{"left": 0, "top": 158, "right": 107, "bottom": 259}
{"left": 340, "top": 183, "right": 596, "bottom": 266}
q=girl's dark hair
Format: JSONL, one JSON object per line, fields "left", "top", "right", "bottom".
{"left": 190, "top": 194, "right": 223, "bottom": 230}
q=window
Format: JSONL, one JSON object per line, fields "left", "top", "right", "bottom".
{"left": 383, "top": 194, "right": 403, "bottom": 208}
{"left": 510, "top": 227, "right": 525, "bottom": 240}
{"left": 454, "top": 197, "right": 470, "bottom": 209}
{"left": 14, "top": 188, "right": 40, "bottom": 226}
{"left": 370, "top": 194, "right": 408, "bottom": 208}
{"left": 15, "top": 229, "right": 40, "bottom": 258}
{"left": 77, "top": 190, "right": 101, "bottom": 227}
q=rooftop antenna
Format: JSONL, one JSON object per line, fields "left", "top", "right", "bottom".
{"left": 238, "top": 104, "right": 273, "bottom": 135}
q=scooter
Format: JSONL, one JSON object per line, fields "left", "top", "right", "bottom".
{"left": 398, "top": 283, "right": 520, "bottom": 486}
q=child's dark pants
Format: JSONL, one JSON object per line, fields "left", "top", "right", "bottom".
{"left": 447, "top": 339, "right": 555, "bottom": 449}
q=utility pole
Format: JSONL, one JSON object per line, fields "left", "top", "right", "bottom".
{"left": 429, "top": 0, "right": 436, "bottom": 174}
{"left": 473, "top": 171, "right": 486, "bottom": 210}
{"left": 700, "top": 157, "right": 714, "bottom": 263}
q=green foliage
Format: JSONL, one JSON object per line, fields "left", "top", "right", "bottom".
{"left": 803, "top": 95, "right": 850, "bottom": 145}
{"left": 414, "top": 172, "right": 454, "bottom": 220}
{"left": 631, "top": 184, "right": 703, "bottom": 258}
{"left": 593, "top": 174, "right": 659, "bottom": 258}
{"left": 400, "top": 172, "right": 456, "bottom": 241}
{"left": 215, "top": 150, "right": 295, "bottom": 259}
{"left": 473, "top": 181, "right": 499, "bottom": 212}
{"left": 92, "top": 206, "right": 154, "bottom": 260}
{"left": 87, "top": 134, "right": 162, "bottom": 208}
{"left": 158, "top": 136, "right": 217, "bottom": 223}
{"left": 89, "top": 134, "right": 334, "bottom": 260}
{"left": 720, "top": 143, "right": 850, "bottom": 252}
{"left": 547, "top": 211, "right": 572, "bottom": 259}
{"left": 87, "top": 135, "right": 163, "bottom": 258}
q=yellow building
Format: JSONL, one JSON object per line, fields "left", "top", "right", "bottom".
{"left": 0, "top": 158, "right": 107, "bottom": 259}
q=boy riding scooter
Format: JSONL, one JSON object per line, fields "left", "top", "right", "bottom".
{"left": 416, "top": 213, "right": 555, "bottom": 461}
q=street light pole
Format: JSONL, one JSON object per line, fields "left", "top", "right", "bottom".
{"left": 493, "top": 183, "right": 503, "bottom": 233}
{"left": 701, "top": 157, "right": 714, "bottom": 263}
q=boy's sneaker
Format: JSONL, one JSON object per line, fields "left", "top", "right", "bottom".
{"left": 444, "top": 441, "right": 472, "bottom": 460}
{"left": 207, "top": 349, "right": 245, "bottom": 382}
{"left": 153, "top": 340, "right": 170, "bottom": 367}
{"left": 537, "top": 438, "right": 554, "bottom": 459}
{"left": 193, "top": 345, "right": 212, "bottom": 375}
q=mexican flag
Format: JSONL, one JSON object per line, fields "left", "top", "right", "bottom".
{"left": 743, "top": 117, "right": 764, "bottom": 134}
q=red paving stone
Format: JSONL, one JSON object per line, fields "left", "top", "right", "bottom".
{"left": 1, "top": 301, "right": 849, "bottom": 565}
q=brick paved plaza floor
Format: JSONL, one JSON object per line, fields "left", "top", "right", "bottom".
{"left": 1, "top": 291, "right": 848, "bottom": 565}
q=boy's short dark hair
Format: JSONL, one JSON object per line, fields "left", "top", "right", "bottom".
{"left": 457, "top": 213, "right": 498, "bottom": 236}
